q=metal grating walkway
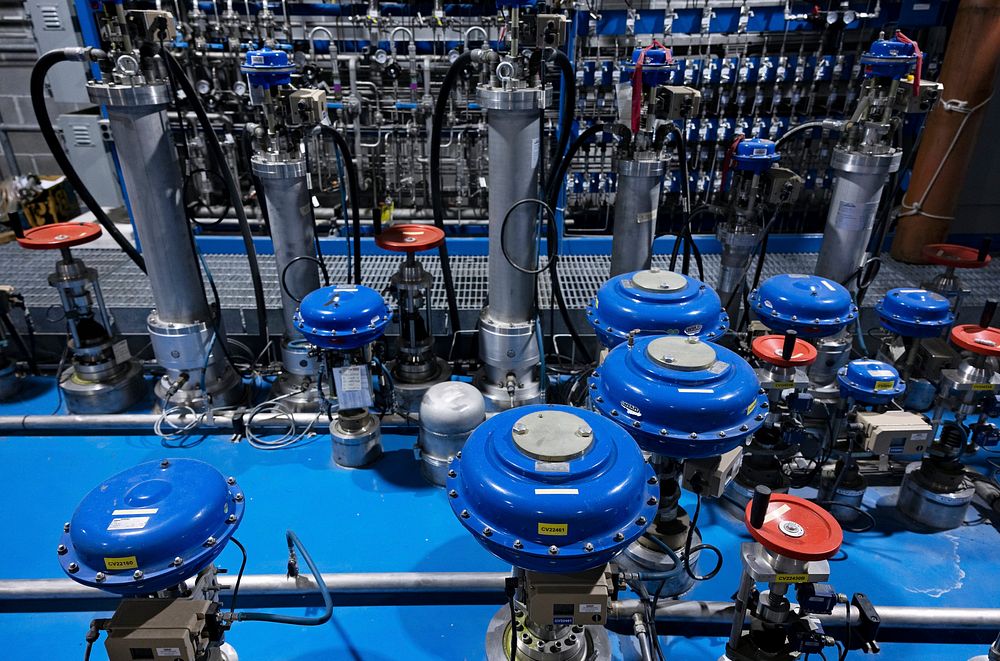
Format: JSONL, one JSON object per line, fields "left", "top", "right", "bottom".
{"left": 2, "top": 242, "right": 997, "bottom": 333}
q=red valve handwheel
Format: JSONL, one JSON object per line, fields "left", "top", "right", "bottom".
{"left": 751, "top": 335, "right": 819, "bottom": 368}
{"left": 375, "top": 224, "right": 445, "bottom": 253}
{"left": 744, "top": 493, "right": 843, "bottom": 562}
{"left": 16, "top": 222, "right": 102, "bottom": 250}
{"left": 950, "top": 324, "right": 1000, "bottom": 357}
{"left": 922, "top": 243, "right": 990, "bottom": 269}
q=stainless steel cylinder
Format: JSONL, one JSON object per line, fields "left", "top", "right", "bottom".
{"left": 814, "top": 147, "right": 901, "bottom": 286}
{"left": 252, "top": 156, "right": 319, "bottom": 339}
{"left": 610, "top": 158, "right": 664, "bottom": 277}
{"left": 898, "top": 461, "right": 975, "bottom": 530}
{"left": 331, "top": 409, "right": 383, "bottom": 467}
{"left": 89, "top": 82, "right": 212, "bottom": 324}
{"left": 715, "top": 221, "right": 759, "bottom": 319}
{"left": 479, "top": 86, "right": 547, "bottom": 324}
{"left": 418, "top": 381, "right": 486, "bottom": 486}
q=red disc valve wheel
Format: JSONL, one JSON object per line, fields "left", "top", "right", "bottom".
{"left": 17, "top": 222, "right": 102, "bottom": 250}
{"left": 751, "top": 335, "right": 818, "bottom": 368}
{"left": 922, "top": 243, "right": 991, "bottom": 269}
{"left": 375, "top": 224, "right": 445, "bottom": 253}
{"left": 744, "top": 493, "right": 843, "bottom": 562}
{"left": 950, "top": 324, "right": 1000, "bottom": 357}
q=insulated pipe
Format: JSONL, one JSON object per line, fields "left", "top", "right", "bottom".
{"left": 252, "top": 157, "right": 320, "bottom": 338}
{"left": 891, "top": 0, "right": 1000, "bottom": 262}
{"left": 90, "top": 84, "right": 211, "bottom": 324}
{"left": 1, "top": 576, "right": 998, "bottom": 645}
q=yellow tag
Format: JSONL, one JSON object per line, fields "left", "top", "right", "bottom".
{"left": 773, "top": 381, "right": 794, "bottom": 390}
{"left": 874, "top": 380, "right": 896, "bottom": 391}
{"left": 538, "top": 523, "right": 568, "bottom": 536}
{"left": 104, "top": 556, "right": 138, "bottom": 571}
{"left": 973, "top": 383, "right": 996, "bottom": 391}
{"left": 775, "top": 573, "right": 809, "bottom": 584}
{"left": 379, "top": 201, "right": 395, "bottom": 224}
{"left": 746, "top": 399, "right": 757, "bottom": 416}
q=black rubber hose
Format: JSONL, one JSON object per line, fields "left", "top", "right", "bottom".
{"left": 544, "top": 49, "right": 576, "bottom": 196}
{"left": 430, "top": 51, "right": 471, "bottom": 334}
{"left": 30, "top": 48, "right": 146, "bottom": 273}
{"left": 317, "top": 125, "right": 363, "bottom": 285}
{"left": 163, "top": 50, "right": 269, "bottom": 345}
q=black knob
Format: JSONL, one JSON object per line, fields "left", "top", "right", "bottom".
{"left": 781, "top": 331, "right": 798, "bottom": 362}
{"left": 978, "top": 238, "right": 992, "bottom": 263}
{"left": 750, "top": 485, "right": 772, "bottom": 529}
{"left": 980, "top": 299, "right": 997, "bottom": 330}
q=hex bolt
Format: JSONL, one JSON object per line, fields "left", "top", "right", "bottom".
{"left": 647, "top": 497, "right": 658, "bottom": 505}
{"left": 584, "top": 542, "right": 594, "bottom": 552}
{"left": 636, "top": 516, "right": 647, "bottom": 525}
{"left": 689, "top": 432, "right": 698, "bottom": 439}
{"left": 227, "top": 514, "right": 237, "bottom": 523}
{"left": 548, "top": 545, "right": 559, "bottom": 555}
{"left": 447, "top": 469, "right": 457, "bottom": 478}
{"left": 513, "top": 540, "right": 523, "bottom": 549}
{"left": 659, "top": 429, "right": 668, "bottom": 436}
{"left": 95, "top": 572, "right": 106, "bottom": 583}
{"left": 235, "top": 493, "right": 244, "bottom": 502}
{"left": 57, "top": 544, "right": 67, "bottom": 555}
{"left": 614, "top": 532, "right": 625, "bottom": 542}
{"left": 226, "top": 476, "right": 236, "bottom": 485}
{"left": 576, "top": 425, "right": 592, "bottom": 437}
{"left": 455, "top": 451, "right": 462, "bottom": 459}
{"left": 460, "top": 509, "right": 470, "bottom": 518}
{"left": 448, "top": 489, "right": 459, "bottom": 498}
{"left": 160, "top": 459, "right": 170, "bottom": 468}
{"left": 63, "top": 522, "right": 70, "bottom": 533}
{"left": 172, "top": 557, "right": 183, "bottom": 566}
{"left": 483, "top": 527, "right": 493, "bottom": 537}
{"left": 740, "top": 425, "right": 749, "bottom": 432}
{"left": 632, "top": 420, "right": 641, "bottom": 428}
{"left": 67, "top": 562, "right": 79, "bottom": 573}
{"left": 513, "top": 422, "right": 528, "bottom": 435}
{"left": 205, "top": 537, "right": 217, "bottom": 547}
{"left": 718, "top": 431, "right": 727, "bottom": 437}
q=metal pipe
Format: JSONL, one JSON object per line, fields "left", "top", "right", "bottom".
{"left": 610, "top": 159, "right": 663, "bottom": 277}
{"left": 0, "top": 413, "right": 327, "bottom": 436}
{"left": 0, "top": 572, "right": 510, "bottom": 613}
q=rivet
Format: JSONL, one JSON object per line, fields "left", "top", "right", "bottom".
{"left": 755, "top": 414, "right": 764, "bottom": 421}
{"left": 611, "top": 410, "right": 619, "bottom": 417}
{"left": 595, "top": 396, "right": 604, "bottom": 403}
{"left": 449, "top": 489, "right": 458, "bottom": 498}
{"left": 548, "top": 545, "right": 559, "bottom": 555}
{"left": 133, "top": 570, "right": 143, "bottom": 580}
{"left": 456, "top": 451, "right": 462, "bottom": 459}
{"left": 68, "top": 562, "right": 79, "bottom": 573}
{"left": 57, "top": 544, "right": 67, "bottom": 555}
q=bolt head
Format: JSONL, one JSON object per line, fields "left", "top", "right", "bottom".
{"left": 632, "top": 420, "right": 641, "bottom": 428}
{"left": 513, "top": 422, "right": 528, "bottom": 435}
{"left": 636, "top": 516, "right": 647, "bottom": 525}
{"left": 548, "top": 545, "right": 559, "bottom": 555}
{"left": 448, "top": 489, "right": 458, "bottom": 498}
{"left": 740, "top": 425, "right": 749, "bottom": 432}
{"left": 447, "top": 469, "right": 457, "bottom": 478}
{"left": 482, "top": 527, "right": 493, "bottom": 537}
{"left": 584, "top": 542, "right": 594, "bottom": 552}
{"left": 63, "top": 522, "right": 70, "bottom": 533}
{"left": 689, "top": 432, "right": 698, "bottom": 439}
{"left": 614, "top": 532, "right": 625, "bottom": 542}
{"left": 160, "top": 459, "right": 170, "bottom": 468}
{"left": 227, "top": 476, "right": 236, "bottom": 485}
{"left": 95, "top": 572, "right": 106, "bottom": 582}
{"left": 205, "top": 537, "right": 217, "bottom": 547}
{"left": 227, "top": 514, "right": 237, "bottom": 523}
{"left": 513, "top": 540, "right": 523, "bottom": 549}
{"left": 172, "top": 557, "right": 183, "bottom": 566}
{"left": 718, "top": 431, "right": 727, "bottom": 438}
{"left": 647, "top": 497, "right": 658, "bottom": 506}
{"left": 460, "top": 509, "right": 470, "bottom": 518}
{"left": 235, "top": 493, "right": 244, "bottom": 502}
{"left": 576, "top": 425, "right": 592, "bottom": 437}
{"left": 455, "top": 451, "right": 462, "bottom": 459}
{"left": 57, "top": 544, "right": 67, "bottom": 555}
{"left": 133, "top": 570, "right": 144, "bottom": 580}
{"left": 67, "top": 562, "right": 79, "bottom": 573}
{"left": 659, "top": 428, "right": 668, "bottom": 435}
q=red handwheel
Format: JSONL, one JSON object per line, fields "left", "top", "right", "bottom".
{"left": 375, "top": 224, "right": 445, "bottom": 253}
{"left": 922, "top": 243, "right": 991, "bottom": 269}
{"left": 950, "top": 325, "right": 1000, "bottom": 357}
{"left": 744, "top": 493, "right": 843, "bottom": 562}
{"left": 751, "top": 334, "right": 818, "bottom": 368}
{"left": 17, "top": 222, "right": 103, "bottom": 250}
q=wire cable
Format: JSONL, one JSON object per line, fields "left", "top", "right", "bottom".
{"left": 317, "top": 125, "right": 363, "bottom": 285}
{"left": 227, "top": 536, "right": 248, "bottom": 614}
{"left": 682, "top": 494, "right": 724, "bottom": 582}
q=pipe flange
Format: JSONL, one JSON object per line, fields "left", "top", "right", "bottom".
{"left": 251, "top": 155, "right": 308, "bottom": 179}
{"left": 87, "top": 81, "right": 172, "bottom": 109}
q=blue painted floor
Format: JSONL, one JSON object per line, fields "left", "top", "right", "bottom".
{"left": 0, "top": 377, "right": 996, "bottom": 660}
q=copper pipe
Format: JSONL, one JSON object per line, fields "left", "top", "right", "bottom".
{"left": 890, "top": 0, "right": 1000, "bottom": 262}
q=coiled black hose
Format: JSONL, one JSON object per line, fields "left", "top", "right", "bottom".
{"left": 30, "top": 48, "right": 146, "bottom": 273}
{"left": 430, "top": 51, "right": 471, "bottom": 334}
{"left": 163, "top": 50, "right": 269, "bottom": 346}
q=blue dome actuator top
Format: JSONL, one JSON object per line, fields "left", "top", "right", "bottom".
{"left": 621, "top": 47, "right": 678, "bottom": 86}
{"left": 294, "top": 284, "right": 391, "bottom": 351}
{"left": 875, "top": 288, "right": 954, "bottom": 338}
{"left": 749, "top": 274, "right": 857, "bottom": 338}
{"left": 586, "top": 269, "right": 729, "bottom": 348}
{"left": 860, "top": 36, "right": 918, "bottom": 80}
{"left": 837, "top": 359, "right": 906, "bottom": 405}
{"left": 447, "top": 405, "right": 658, "bottom": 573}
{"left": 590, "top": 336, "right": 767, "bottom": 458}
{"left": 58, "top": 459, "right": 245, "bottom": 596}
{"left": 733, "top": 138, "right": 780, "bottom": 175}
{"left": 241, "top": 47, "right": 295, "bottom": 89}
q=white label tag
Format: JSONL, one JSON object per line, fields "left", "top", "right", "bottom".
{"left": 112, "top": 339, "right": 131, "bottom": 364}
{"left": 636, "top": 210, "right": 656, "bottom": 224}
{"left": 531, "top": 138, "right": 540, "bottom": 169}
{"left": 107, "top": 516, "right": 149, "bottom": 531}
{"left": 112, "top": 508, "right": 158, "bottom": 516}
{"left": 157, "top": 649, "right": 182, "bottom": 657}
{"left": 579, "top": 603, "right": 602, "bottom": 613}
{"left": 834, "top": 200, "right": 878, "bottom": 231}
{"left": 763, "top": 503, "right": 791, "bottom": 524}
{"left": 333, "top": 365, "right": 374, "bottom": 410}
{"left": 535, "top": 461, "right": 570, "bottom": 473}
{"left": 534, "top": 488, "right": 579, "bottom": 495}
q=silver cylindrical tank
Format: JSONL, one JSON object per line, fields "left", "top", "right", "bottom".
{"left": 252, "top": 156, "right": 320, "bottom": 339}
{"left": 715, "top": 220, "right": 759, "bottom": 319}
{"left": 610, "top": 158, "right": 664, "bottom": 277}
{"left": 480, "top": 87, "right": 546, "bottom": 324}
{"left": 476, "top": 85, "right": 548, "bottom": 409}
{"left": 88, "top": 82, "right": 241, "bottom": 409}
{"left": 418, "top": 381, "right": 486, "bottom": 486}
{"left": 89, "top": 83, "right": 211, "bottom": 324}
{"left": 814, "top": 148, "right": 901, "bottom": 286}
